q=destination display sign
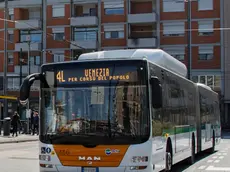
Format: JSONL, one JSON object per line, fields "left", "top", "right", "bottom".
{"left": 55, "top": 65, "right": 138, "bottom": 85}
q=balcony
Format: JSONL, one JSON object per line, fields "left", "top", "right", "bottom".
{"left": 70, "top": 16, "right": 98, "bottom": 26}
{"left": 0, "top": 0, "right": 41, "bottom": 8}
{"left": 14, "top": 65, "right": 40, "bottom": 74}
{"left": 15, "top": 19, "right": 41, "bottom": 29}
{"left": 128, "top": 13, "right": 157, "bottom": 24}
{"left": 15, "top": 42, "right": 41, "bottom": 51}
{"left": 70, "top": 40, "right": 97, "bottom": 49}
{"left": 128, "top": 37, "right": 157, "bottom": 48}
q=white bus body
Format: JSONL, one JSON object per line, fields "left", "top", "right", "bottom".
{"left": 35, "top": 49, "right": 221, "bottom": 172}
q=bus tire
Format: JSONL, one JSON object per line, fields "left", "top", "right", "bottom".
{"left": 165, "top": 140, "right": 172, "bottom": 171}
{"left": 188, "top": 133, "right": 195, "bottom": 165}
{"left": 208, "top": 131, "right": 215, "bottom": 153}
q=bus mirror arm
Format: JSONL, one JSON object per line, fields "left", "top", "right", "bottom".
{"left": 19, "top": 73, "right": 49, "bottom": 106}
{"left": 150, "top": 76, "right": 162, "bottom": 109}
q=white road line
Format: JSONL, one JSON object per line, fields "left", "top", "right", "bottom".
{"left": 207, "top": 160, "right": 213, "bottom": 163}
{"left": 219, "top": 156, "right": 224, "bottom": 159}
{"left": 223, "top": 153, "right": 227, "bottom": 155}
{"left": 198, "top": 165, "right": 206, "bottom": 170}
{"left": 212, "top": 156, "right": 217, "bottom": 159}
{"left": 214, "top": 160, "right": 220, "bottom": 163}
{"left": 217, "top": 153, "right": 222, "bottom": 155}
{"left": 206, "top": 166, "right": 230, "bottom": 171}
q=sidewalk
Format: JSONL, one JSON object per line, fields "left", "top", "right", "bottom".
{"left": 0, "top": 134, "right": 39, "bottom": 144}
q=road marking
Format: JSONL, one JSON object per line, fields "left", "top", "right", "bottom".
{"left": 212, "top": 156, "right": 217, "bottom": 159}
{"left": 217, "top": 153, "right": 222, "bottom": 155}
{"left": 223, "top": 153, "right": 227, "bottom": 155}
{"left": 206, "top": 166, "right": 230, "bottom": 171}
{"left": 207, "top": 160, "right": 213, "bottom": 163}
{"left": 219, "top": 156, "right": 224, "bottom": 159}
{"left": 198, "top": 165, "right": 206, "bottom": 170}
{"left": 214, "top": 160, "right": 220, "bottom": 163}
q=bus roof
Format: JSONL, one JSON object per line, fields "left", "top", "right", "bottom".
{"left": 78, "top": 49, "right": 187, "bottom": 78}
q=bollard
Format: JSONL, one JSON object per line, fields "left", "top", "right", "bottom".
{"left": 3, "top": 117, "right": 11, "bottom": 136}
{"left": 0, "top": 122, "right": 2, "bottom": 135}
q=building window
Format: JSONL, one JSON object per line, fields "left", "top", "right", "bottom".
{"left": 53, "top": 52, "right": 65, "bottom": 62}
{"left": 30, "top": 56, "right": 40, "bottom": 65}
{"left": 105, "top": 8, "right": 124, "bottom": 15}
{"left": 163, "top": 0, "right": 184, "bottom": 12}
{"left": 173, "top": 54, "right": 185, "bottom": 61}
{"left": 163, "top": 22, "right": 185, "bottom": 37}
{"left": 20, "top": 30, "right": 42, "bottom": 42}
{"left": 105, "top": 31, "right": 124, "bottom": 39}
{"left": 192, "top": 75, "right": 221, "bottom": 90}
{"left": 8, "top": 30, "right": 14, "bottom": 42}
{"left": 198, "top": 0, "right": 213, "bottom": 11}
{"left": 29, "top": 8, "right": 41, "bottom": 19}
{"left": 199, "top": 46, "right": 214, "bottom": 60}
{"left": 52, "top": 5, "right": 65, "bottom": 17}
{"left": 104, "top": 0, "right": 124, "bottom": 15}
{"left": 81, "top": 7, "right": 97, "bottom": 16}
{"left": 52, "top": 28, "right": 65, "bottom": 41}
{"left": 7, "top": 77, "right": 20, "bottom": 90}
{"left": 198, "top": 21, "right": 213, "bottom": 36}
{"left": 9, "top": 8, "right": 14, "bottom": 20}
{"left": 73, "top": 28, "right": 97, "bottom": 41}
{"left": 163, "top": 47, "right": 185, "bottom": 61}
{"left": 8, "top": 52, "right": 14, "bottom": 65}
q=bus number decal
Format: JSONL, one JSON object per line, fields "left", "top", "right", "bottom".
{"left": 56, "top": 71, "right": 65, "bottom": 82}
{"left": 58, "top": 149, "right": 70, "bottom": 155}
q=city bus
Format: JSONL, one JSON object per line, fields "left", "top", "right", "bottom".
{"left": 19, "top": 49, "right": 221, "bottom": 172}
{"left": 196, "top": 83, "right": 221, "bottom": 153}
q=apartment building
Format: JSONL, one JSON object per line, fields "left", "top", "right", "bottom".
{"left": 0, "top": 0, "right": 223, "bottom": 121}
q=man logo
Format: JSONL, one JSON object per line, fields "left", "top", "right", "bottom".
{"left": 78, "top": 156, "right": 101, "bottom": 161}
{"left": 87, "top": 161, "right": 93, "bottom": 165}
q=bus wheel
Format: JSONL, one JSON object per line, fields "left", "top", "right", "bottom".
{"left": 188, "top": 134, "right": 195, "bottom": 165}
{"left": 165, "top": 152, "right": 172, "bottom": 171}
{"left": 208, "top": 131, "right": 215, "bottom": 153}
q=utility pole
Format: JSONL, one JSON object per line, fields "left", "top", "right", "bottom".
{"left": 187, "top": 0, "right": 192, "bottom": 80}
{"left": 19, "top": 48, "right": 22, "bottom": 119}
{"left": 3, "top": 0, "right": 8, "bottom": 118}
{"left": 98, "top": 0, "right": 101, "bottom": 51}
{"left": 26, "top": 36, "right": 31, "bottom": 134}
{"left": 19, "top": 48, "right": 23, "bottom": 86}
{"left": 42, "top": 0, "right": 47, "bottom": 65}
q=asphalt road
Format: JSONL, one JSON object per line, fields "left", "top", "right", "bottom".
{"left": 0, "top": 133, "right": 230, "bottom": 172}
{"left": 0, "top": 141, "right": 39, "bottom": 172}
{"left": 173, "top": 133, "right": 230, "bottom": 172}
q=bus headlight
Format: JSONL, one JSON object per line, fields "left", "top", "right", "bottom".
{"left": 39, "top": 155, "right": 51, "bottom": 161}
{"left": 131, "top": 156, "right": 148, "bottom": 163}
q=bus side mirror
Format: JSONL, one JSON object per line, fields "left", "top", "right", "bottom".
{"left": 19, "top": 73, "right": 50, "bottom": 107}
{"left": 150, "top": 76, "right": 162, "bottom": 109}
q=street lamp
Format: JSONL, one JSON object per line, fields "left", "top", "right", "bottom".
{"left": 3, "top": 0, "right": 8, "bottom": 119}
{"left": 187, "top": 0, "right": 192, "bottom": 80}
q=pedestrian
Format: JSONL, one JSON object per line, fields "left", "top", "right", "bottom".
{"left": 32, "top": 111, "right": 39, "bottom": 135}
{"left": 11, "top": 111, "right": 21, "bottom": 137}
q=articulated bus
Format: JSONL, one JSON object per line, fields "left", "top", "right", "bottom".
{"left": 19, "top": 49, "right": 221, "bottom": 172}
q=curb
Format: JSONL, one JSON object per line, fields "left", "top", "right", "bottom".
{"left": 0, "top": 138, "right": 39, "bottom": 144}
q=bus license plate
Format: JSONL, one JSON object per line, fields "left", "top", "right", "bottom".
{"left": 82, "top": 167, "right": 98, "bottom": 172}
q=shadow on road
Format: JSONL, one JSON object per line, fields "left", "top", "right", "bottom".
{"left": 167, "top": 150, "right": 217, "bottom": 172}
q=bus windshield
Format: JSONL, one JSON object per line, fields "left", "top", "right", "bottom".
{"left": 40, "top": 60, "right": 150, "bottom": 145}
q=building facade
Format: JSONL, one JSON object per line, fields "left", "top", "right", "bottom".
{"left": 0, "top": 0, "right": 224, "bottom": 123}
